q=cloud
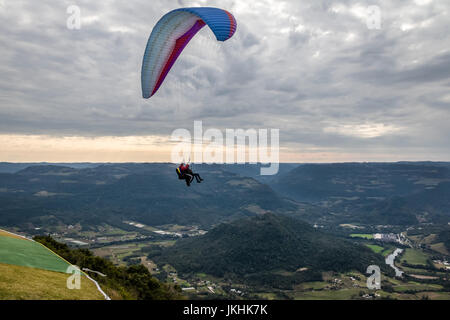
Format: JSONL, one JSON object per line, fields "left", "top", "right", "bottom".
{"left": 323, "top": 123, "right": 404, "bottom": 139}
{"left": 0, "top": 0, "right": 449, "bottom": 161}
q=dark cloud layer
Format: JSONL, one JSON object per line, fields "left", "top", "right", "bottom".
{"left": 0, "top": 0, "right": 449, "bottom": 159}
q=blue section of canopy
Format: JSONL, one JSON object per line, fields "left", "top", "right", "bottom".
{"left": 172, "top": 7, "right": 237, "bottom": 41}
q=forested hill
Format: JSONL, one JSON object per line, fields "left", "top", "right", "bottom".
{"left": 152, "top": 213, "right": 386, "bottom": 287}
{"left": 357, "top": 182, "right": 450, "bottom": 225}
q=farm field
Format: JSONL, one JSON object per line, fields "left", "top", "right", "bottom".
{"left": 292, "top": 288, "right": 369, "bottom": 300}
{"left": 366, "top": 244, "right": 384, "bottom": 254}
{"left": 350, "top": 234, "right": 374, "bottom": 239}
{"left": 400, "top": 249, "right": 429, "bottom": 266}
{"left": 430, "top": 242, "right": 449, "bottom": 256}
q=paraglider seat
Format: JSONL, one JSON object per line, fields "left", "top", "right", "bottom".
{"left": 176, "top": 167, "right": 184, "bottom": 180}
{"left": 177, "top": 167, "right": 193, "bottom": 186}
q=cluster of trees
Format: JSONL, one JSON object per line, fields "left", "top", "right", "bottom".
{"left": 34, "top": 236, "right": 182, "bottom": 300}
{"left": 438, "top": 230, "right": 450, "bottom": 252}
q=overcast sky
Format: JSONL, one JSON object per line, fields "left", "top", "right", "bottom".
{"left": 0, "top": 0, "right": 449, "bottom": 162}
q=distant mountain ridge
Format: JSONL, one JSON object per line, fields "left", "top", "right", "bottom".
{"left": 0, "top": 162, "right": 100, "bottom": 174}
{"left": 271, "top": 162, "right": 450, "bottom": 203}
{"left": 1, "top": 162, "right": 449, "bottom": 229}
{"left": 270, "top": 162, "right": 450, "bottom": 225}
{"left": 0, "top": 163, "right": 299, "bottom": 229}
{"left": 358, "top": 182, "right": 450, "bottom": 225}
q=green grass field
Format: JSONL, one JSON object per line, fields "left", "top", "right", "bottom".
{"left": 293, "top": 288, "right": 364, "bottom": 300}
{"left": 400, "top": 249, "right": 429, "bottom": 266}
{"left": 256, "top": 292, "right": 279, "bottom": 300}
{"left": 365, "top": 244, "right": 384, "bottom": 254}
{"left": 0, "top": 235, "right": 71, "bottom": 273}
{"left": 393, "top": 282, "right": 443, "bottom": 292}
{"left": 297, "top": 281, "right": 329, "bottom": 290}
{"left": 350, "top": 234, "right": 374, "bottom": 239}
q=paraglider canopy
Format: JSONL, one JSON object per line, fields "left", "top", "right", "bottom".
{"left": 141, "top": 7, "right": 237, "bottom": 99}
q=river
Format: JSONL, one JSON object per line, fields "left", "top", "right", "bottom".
{"left": 385, "top": 248, "right": 404, "bottom": 277}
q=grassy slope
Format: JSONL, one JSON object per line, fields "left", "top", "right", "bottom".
{"left": 0, "top": 235, "right": 70, "bottom": 273}
{"left": 0, "top": 263, "right": 103, "bottom": 300}
{"left": 0, "top": 229, "right": 25, "bottom": 240}
{"left": 0, "top": 232, "right": 105, "bottom": 300}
